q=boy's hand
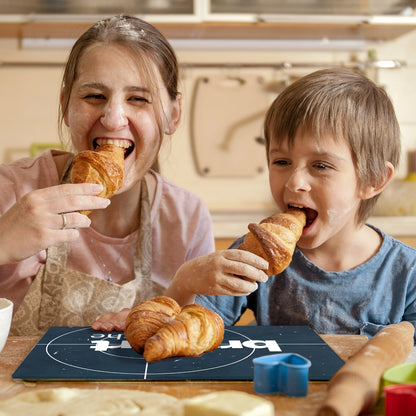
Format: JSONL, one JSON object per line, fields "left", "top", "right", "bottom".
{"left": 165, "top": 250, "right": 269, "bottom": 306}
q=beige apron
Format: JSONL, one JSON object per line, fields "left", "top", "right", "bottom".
{"left": 11, "top": 170, "right": 163, "bottom": 336}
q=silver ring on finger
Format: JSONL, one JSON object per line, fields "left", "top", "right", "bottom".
{"left": 61, "top": 213, "right": 67, "bottom": 230}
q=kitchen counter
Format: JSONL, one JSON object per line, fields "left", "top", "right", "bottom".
{"left": 0, "top": 333, "right": 386, "bottom": 415}
{"left": 212, "top": 212, "right": 416, "bottom": 239}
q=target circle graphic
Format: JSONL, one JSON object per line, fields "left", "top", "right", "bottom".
{"left": 44, "top": 327, "right": 257, "bottom": 378}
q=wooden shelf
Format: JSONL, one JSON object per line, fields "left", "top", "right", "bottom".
{"left": 153, "top": 21, "right": 416, "bottom": 42}
{"left": 0, "top": 20, "right": 416, "bottom": 41}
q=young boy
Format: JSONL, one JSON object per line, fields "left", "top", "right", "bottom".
{"left": 94, "top": 68, "right": 416, "bottom": 341}
{"left": 193, "top": 67, "right": 416, "bottom": 340}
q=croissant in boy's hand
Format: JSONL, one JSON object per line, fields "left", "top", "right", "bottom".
{"left": 239, "top": 208, "right": 306, "bottom": 275}
{"left": 70, "top": 144, "right": 124, "bottom": 215}
{"left": 124, "top": 296, "right": 225, "bottom": 362}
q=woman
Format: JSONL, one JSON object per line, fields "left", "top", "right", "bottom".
{"left": 0, "top": 15, "right": 214, "bottom": 335}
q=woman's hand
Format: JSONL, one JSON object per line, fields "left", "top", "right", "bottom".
{"left": 92, "top": 308, "right": 131, "bottom": 332}
{"left": 0, "top": 183, "right": 110, "bottom": 265}
{"left": 165, "top": 249, "right": 269, "bottom": 306}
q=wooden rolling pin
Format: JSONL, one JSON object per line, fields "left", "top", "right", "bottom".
{"left": 316, "top": 321, "right": 415, "bottom": 416}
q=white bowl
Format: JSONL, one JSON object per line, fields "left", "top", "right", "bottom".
{"left": 0, "top": 298, "right": 13, "bottom": 353}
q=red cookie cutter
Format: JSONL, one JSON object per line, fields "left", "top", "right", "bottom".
{"left": 384, "top": 384, "right": 416, "bottom": 416}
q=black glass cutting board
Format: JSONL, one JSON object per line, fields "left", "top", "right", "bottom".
{"left": 13, "top": 325, "right": 344, "bottom": 382}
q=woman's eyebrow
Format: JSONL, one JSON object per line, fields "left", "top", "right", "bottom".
{"left": 127, "top": 86, "right": 151, "bottom": 93}
{"left": 79, "top": 82, "right": 105, "bottom": 89}
{"left": 79, "top": 83, "right": 150, "bottom": 93}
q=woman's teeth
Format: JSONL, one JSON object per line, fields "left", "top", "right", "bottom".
{"left": 95, "top": 138, "right": 131, "bottom": 148}
{"left": 94, "top": 138, "right": 134, "bottom": 158}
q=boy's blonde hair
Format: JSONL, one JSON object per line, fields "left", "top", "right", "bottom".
{"left": 264, "top": 67, "right": 401, "bottom": 224}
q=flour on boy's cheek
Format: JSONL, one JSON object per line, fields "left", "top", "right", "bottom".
{"left": 326, "top": 203, "right": 357, "bottom": 225}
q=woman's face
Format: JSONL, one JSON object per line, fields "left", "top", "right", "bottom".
{"left": 64, "top": 43, "right": 181, "bottom": 191}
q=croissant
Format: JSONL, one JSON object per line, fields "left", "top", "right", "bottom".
{"left": 124, "top": 296, "right": 181, "bottom": 354}
{"left": 239, "top": 208, "right": 306, "bottom": 275}
{"left": 143, "top": 303, "right": 225, "bottom": 362}
{"left": 70, "top": 144, "right": 124, "bottom": 215}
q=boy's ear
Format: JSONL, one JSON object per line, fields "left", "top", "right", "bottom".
{"left": 359, "top": 161, "right": 395, "bottom": 200}
{"left": 165, "top": 93, "right": 182, "bottom": 135}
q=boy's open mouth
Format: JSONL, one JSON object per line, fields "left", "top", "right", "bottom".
{"left": 288, "top": 204, "right": 317, "bottom": 228}
{"left": 93, "top": 138, "right": 134, "bottom": 159}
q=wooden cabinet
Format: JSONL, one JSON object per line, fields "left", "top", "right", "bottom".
{"left": 1, "top": 0, "right": 416, "bottom": 43}
{"left": 1, "top": 0, "right": 416, "bottom": 42}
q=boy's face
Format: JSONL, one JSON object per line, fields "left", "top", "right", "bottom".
{"left": 268, "top": 130, "right": 367, "bottom": 252}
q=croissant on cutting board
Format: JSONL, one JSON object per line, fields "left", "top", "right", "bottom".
{"left": 239, "top": 208, "right": 306, "bottom": 275}
{"left": 124, "top": 296, "right": 225, "bottom": 362}
{"left": 70, "top": 144, "right": 124, "bottom": 215}
{"left": 143, "top": 303, "right": 225, "bottom": 362}
{"left": 124, "top": 296, "right": 181, "bottom": 354}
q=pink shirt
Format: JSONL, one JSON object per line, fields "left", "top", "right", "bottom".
{"left": 0, "top": 150, "right": 215, "bottom": 311}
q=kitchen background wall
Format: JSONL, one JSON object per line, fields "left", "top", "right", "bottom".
{"left": 0, "top": 12, "right": 416, "bottom": 239}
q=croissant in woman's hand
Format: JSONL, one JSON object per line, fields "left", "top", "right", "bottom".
{"left": 239, "top": 208, "right": 306, "bottom": 275}
{"left": 70, "top": 144, "right": 124, "bottom": 215}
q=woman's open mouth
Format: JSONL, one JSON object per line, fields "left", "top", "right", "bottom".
{"left": 93, "top": 138, "right": 134, "bottom": 159}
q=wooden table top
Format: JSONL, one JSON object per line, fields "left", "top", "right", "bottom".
{"left": 0, "top": 333, "right": 386, "bottom": 415}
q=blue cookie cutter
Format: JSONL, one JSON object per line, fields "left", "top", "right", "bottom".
{"left": 253, "top": 353, "right": 311, "bottom": 397}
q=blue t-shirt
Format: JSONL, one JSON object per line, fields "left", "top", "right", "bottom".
{"left": 197, "top": 225, "right": 416, "bottom": 342}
